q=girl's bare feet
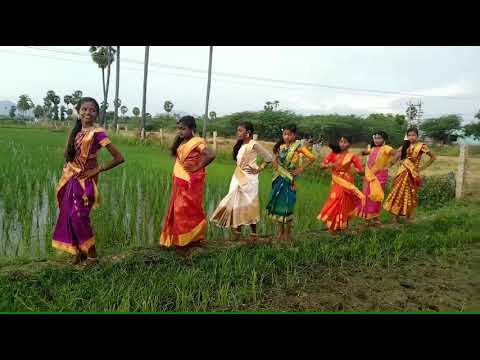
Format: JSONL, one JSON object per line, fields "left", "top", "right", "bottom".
{"left": 71, "top": 252, "right": 86, "bottom": 265}
{"left": 175, "top": 246, "right": 190, "bottom": 257}
{"left": 83, "top": 256, "right": 99, "bottom": 268}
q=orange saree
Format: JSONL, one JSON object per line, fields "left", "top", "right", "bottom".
{"left": 318, "top": 151, "right": 365, "bottom": 232}
{"left": 160, "top": 137, "right": 208, "bottom": 247}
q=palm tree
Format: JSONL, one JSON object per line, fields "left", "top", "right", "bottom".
{"left": 64, "top": 95, "right": 72, "bottom": 107}
{"left": 72, "top": 90, "right": 83, "bottom": 106}
{"left": 264, "top": 101, "right": 273, "bottom": 111}
{"left": 273, "top": 100, "right": 280, "bottom": 111}
{"left": 89, "top": 46, "right": 116, "bottom": 127}
{"left": 9, "top": 105, "right": 16, "bottom": 118}
{"left": 209, "top": 111, "right": 217, "bottom": 121}
{"left": 33, "top": 105, "right": 44, "bottom": 120}
{"left": 164, "top": 100, "right": 174, "bottom": 117}
{"left": 113, "top": 46, "right": 120, "bottom": 130}
{"left": 52, "top": 95, "right": 61, "bottom": 121}
{"left": 43, "top": 90, "right": 57, "bottom": 120}
{"left": 17, "top": 94, "right": 33, "bottom": 119}
{"left": 132, "top": 107, "right": 140, "bottom": 117}
{"left": 140, "top": 46, "right": 150, "bottom": 139}
{"left": 203, "top": 46, "right": 213, "bottom": 139}
{"left": 60, "top": 105, "right": 67, "bottom": 121}
{"left": 121, "top": 105, "right": 128, "bottom": 118}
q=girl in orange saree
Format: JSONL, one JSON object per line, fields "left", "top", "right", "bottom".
{"left": 52, "top": 97, "right": 125, "bottom": 266}
{"left": 160, "top": 116, "right": 216, "bottom": 256}
{"left": 318, "top": 136, "right": 365, "bottom": 234}
{"left": 358, "top": 131, "right": 394, "bottom": 226}
{"left": 383, "top": 127, "right": 436, "bottom": 222}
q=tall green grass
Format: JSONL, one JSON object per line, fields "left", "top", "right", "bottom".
{"left": 0, "top": 128, "right": 330, "bottom": 258}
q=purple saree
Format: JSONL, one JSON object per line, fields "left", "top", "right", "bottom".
{"left": 52, "top": 127, "right": 111, "bottom": 255}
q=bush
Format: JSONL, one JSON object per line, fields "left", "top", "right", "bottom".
{"left": 385, "top": 172, "right": 456, "bottom": 210}
{"left": 418, "top": 172, "right": 456, "bottom": 208}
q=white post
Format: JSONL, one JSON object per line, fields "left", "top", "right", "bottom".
{"left": 160, "top": 128, "right": 164, "bottom": 144}
{"left": 456, "top": 143, "right": 468, "bottom": 199}
{"left": 213, "top": 130, "right": 217, "bottom": 151}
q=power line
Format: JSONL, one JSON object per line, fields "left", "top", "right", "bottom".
{"left": 22, "top": 46, "right": 480, "bottom": 102}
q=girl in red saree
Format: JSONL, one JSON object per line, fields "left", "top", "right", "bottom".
{"left": 52, "top": 97, "right": 125, "bottom": 266}
{"left": 160, "top": 116, "right": 216, "bottom": 256}
{"left": 383, "top": 127, "right": 436, "bottom": 223}
{"left": 318, "top": 135, "right": 365, "bottom": 234}
{"left": 358, "top": 131, "right": 394, "bottom": 226}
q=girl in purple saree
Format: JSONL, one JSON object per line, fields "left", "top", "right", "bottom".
{"left": 52, "top": 97, "right": 124, "bottom": 266}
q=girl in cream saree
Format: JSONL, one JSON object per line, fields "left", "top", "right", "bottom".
{"left": 210, "top": 122, "right": 272, "bottom": 242}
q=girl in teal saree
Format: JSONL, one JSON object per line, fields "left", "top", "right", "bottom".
{"left": 266, "top": 124, "right": 316, "bottom": 241}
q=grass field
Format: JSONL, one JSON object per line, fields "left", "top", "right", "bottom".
{"left": 0, "top": 127, "right": 332, "bottom": 258}
{"left": 0, "top": 126, "right": 478, "bottom": 312}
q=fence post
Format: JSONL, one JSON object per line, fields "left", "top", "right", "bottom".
{"left": 160, "top": 128, "right": 164, "bottom": 144}
{"left": 116, "top": 123, "right": 119, "bottom": 134}
{"left": 213, "top": 131, "right": 217, "bottom": 151}
{"left": 455, "top": 143, "right": 468, "bottom": 199}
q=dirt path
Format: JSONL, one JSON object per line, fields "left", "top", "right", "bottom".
{"left": 243, "top": 243, "right": 480, "bottom": 312}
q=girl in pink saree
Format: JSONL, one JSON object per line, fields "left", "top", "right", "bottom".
{"left": 52, "top": 97, "right": 124, "bottom": 266}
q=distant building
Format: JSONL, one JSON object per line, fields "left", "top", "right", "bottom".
{"left": 451, "top": 129, "right": 480, "bottom": 145}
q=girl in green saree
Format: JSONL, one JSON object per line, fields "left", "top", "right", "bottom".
{"left": 266, "top": 124, "right": 316, "bottom": 241}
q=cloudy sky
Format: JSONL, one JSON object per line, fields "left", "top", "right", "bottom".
{"left": 1, "top": 46, "right": 479, "bottom": 121}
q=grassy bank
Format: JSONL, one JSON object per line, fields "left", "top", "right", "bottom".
{"left": 0, "top": 200, "right": 478, "bottom": 312}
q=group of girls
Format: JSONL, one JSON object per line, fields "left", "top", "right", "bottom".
{"left": 51, "top": 97, "right": 437, "bottom": 264}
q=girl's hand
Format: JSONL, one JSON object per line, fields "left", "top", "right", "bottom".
{"left": 78, "top": 167, "right": 101, "bottom": 180}
{"left": 244, "top": 165, "right": 260, "bottom": 175}
{"left": 183, "top": 163, "right": 201, "bottom": 173}
{"left": 290, "top": 167, "right": 304, "bottom": 176}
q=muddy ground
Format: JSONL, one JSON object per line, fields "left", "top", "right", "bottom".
{"left": 241, "top": 243, "right": 480, "bottom": 312}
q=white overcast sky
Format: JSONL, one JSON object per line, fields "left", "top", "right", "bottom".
{"left": 1, "top": 46, "right": 479, "bottom": 121}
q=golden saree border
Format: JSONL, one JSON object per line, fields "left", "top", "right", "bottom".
{"left": 52, "top": 236, "right": 96, "bottom": 255}
{"left": 160, "top": 219, "right": 207, "bottom": 247}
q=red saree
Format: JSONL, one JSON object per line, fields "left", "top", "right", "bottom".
{"left": 160, "top": 137, "right": 208, "bottom": 247}
{"left": 318, "top": 151, "right": 365, "bottom": 232}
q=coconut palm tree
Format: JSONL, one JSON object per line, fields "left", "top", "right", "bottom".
{"left": 273, "top": 100, "right": 280, "bottom": 111}
{"left": 164, "top": 100, "right": 174, "bottom": 117}
{"left": 17, "top": 94, "right": 33, "bottom": 119}
{"left": 209, "top": 111, "right": 217, "bottom": 121}
{"left": 89, "top": 46, "right": 116, "bottom": 126}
